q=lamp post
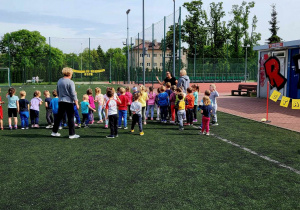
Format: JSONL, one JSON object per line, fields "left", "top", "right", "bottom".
{"left": 81, "top": 43, "right": 83, "bottom": 79}
{"left": 244, "top": 44, "right": 250, "bottom": 82}
{"left": 173, "top": 0, "right": 176, "bottom": 76}
{"left": 126, "top": 9, "right": 131, "bottom": 84}
{"left": 194, "top": 42, "right": 196, "bottom": 80}
{"left": 142, "top": 0, "right": 145, "bottom": 85}
{"left": 109, "top": 53, "right": 114, "bottom": 83}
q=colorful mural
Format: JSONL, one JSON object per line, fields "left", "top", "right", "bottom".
{"left": 264, "top": 56, "right": 287, "bottom": 90}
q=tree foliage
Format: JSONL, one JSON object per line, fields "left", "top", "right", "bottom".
{"left": 267, "top": 4, "right": 282, "bottom": 44}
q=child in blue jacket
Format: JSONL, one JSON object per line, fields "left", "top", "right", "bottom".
{"left": 158, "top": 86, "right": 169, "bottom": 123}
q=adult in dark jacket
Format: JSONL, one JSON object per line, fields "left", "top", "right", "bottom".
{"left": 177, "top": 70, "right": 190, "bottom": 93}
{"left": 156, "top": 71, "right": 177, "bottom": 86}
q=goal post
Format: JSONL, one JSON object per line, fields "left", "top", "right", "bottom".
{"left": 0, "top": 68, "right": 11, "bottom": 87}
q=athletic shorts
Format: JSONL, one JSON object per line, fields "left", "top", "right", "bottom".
{"left": 8, "top": 108, "right": 18, "bottom": 117}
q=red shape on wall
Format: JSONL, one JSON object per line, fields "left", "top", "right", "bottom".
{"left": 264, "top": 56, "right": 287, "bottom": 90}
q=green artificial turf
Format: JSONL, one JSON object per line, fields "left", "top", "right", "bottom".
{"left": 0, "top": 84, "right": 300, "bottom": 209}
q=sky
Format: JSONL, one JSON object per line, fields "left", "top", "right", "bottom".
{"left": 0, "top": 0, "right": 299, "bottom": 53}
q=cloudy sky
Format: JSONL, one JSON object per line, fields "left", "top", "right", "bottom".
{"left": 0, "top": 0, "right": 299, "bottom": 53}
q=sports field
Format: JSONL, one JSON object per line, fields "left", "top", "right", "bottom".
{"left": 1, "top": 84, "right": 300, "bottom": 209}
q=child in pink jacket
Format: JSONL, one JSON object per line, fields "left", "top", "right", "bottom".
{"left": 146, "top": 86, "right": 156, "bottom": 120}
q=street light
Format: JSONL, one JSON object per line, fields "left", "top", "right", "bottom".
{"left": 126, "top": 9, "right": 131, "bottom": 84}
{"left": 194, "top": 42, "right": 197, "bottom": 80}
{"left": 173, "top": 0, "right": 176, "bottom": 76}
{"left": 244, "top": 44, "right": 250, "bottom": 83}
{"left": 109, "top": 53, "right": 114, "bottom": 83}
{"left": 142, "top": 0, "right": 145, "bottom": 85}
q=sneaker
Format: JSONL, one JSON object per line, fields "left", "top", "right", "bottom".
{"left": 59, "top": 126, "right": 63, "bottom": 130}
{"left": 21, "top": 127, "right": 25, "bottom": 130}
{"left": 124, "top": 127, "right": 128, "bottom": 130}
{"left": 199, "top": 132, "right": 204, "bottom": 135}
{"left": 179, "top": 128, "right": 184, "bottom": 131}
{"left": 105, "top": 125, "right": 108, "bottom": 129}
{"left": 78, "top": 124, "right": 81, "bottom": 128}
{"left": 46, "top": 125, "right": 53, "bottom": 129}
{"left": 129, "top": 116, "right": 132, "bottom": 120}
{"left": 64, "top": 123, "right": 68, "bottom": 127}
{"left": 193, "top": 119, "right": 198, "bottom": 123}
{"left": 140, "top": 132, "right": 144, "bottom": 136}
{"left": 143, "top": 122, "right": 147, "bottom": 125}
{"left": 170, "top": 121, "right": 175, "bottom": 124}
{"left": 69, "top": 134, "right": 80, "bottom": 139}
{"left": 212, "top": 123, "right": 219, "bottom": 126}
{"left": 115, "top": 134, "right": 119, "bottom": 137}
{"left": 25, "top": 127, "right": 29, "bottom": 130}
{"left": 118, "top": 126, "right": 122, "bottom": 129}
{"left": 84, "top": 125, "right": 89, "bottom": 128}
{"left": 75, "top": 124, "right": 78, "bottom": 127}
{"left": 206, "top": 132, "right": 210, "bottom": 136}
{"left": 151, "top": 118, "right": 153, "bottom": 120}
{"left": 131, "top": 130, "right": 134, "bottom": 133}
{"left": 31, "top": 125, "right": 35, "bottom": 128}
{"left": 97, "top": 120, "right": 103, "bottom": 124}
{"left": 156, "top": 118, "right": 160, "bottom": 121}
{"left": 1, "top": 127, "right": 4, "bottom": 130}
{"left": 35, "top": 125, "right": 39, "bottom": 128}
{"left": 14, "top": 126, "right": 17, "bottom": 130}
{"left": 184, "top": 123, "right": 190, "bottom": 126}
{"left": 198, "top": 126, "right": 202, "bottom": 130}
{"left": 106, "top": 135, "right": 115, "bottom": 138}
{"left": 163, "top": 121, "right": 167, "bottom": 124}
{"left": 51, "top": 132, "right": 61, "bottom": 137}
{"left": 190, "top": 124, "right": 193, "bottom": 126}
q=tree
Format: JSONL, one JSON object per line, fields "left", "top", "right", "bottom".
{"left": 183, "top": 0, "right": 208, "bottom": 58}
{"left": 267, "top": 4, "right": 282, "bottom": 44}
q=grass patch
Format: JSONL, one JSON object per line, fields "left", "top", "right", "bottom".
{"left": 0, "top": 85, "right": 300, "bottom": 209}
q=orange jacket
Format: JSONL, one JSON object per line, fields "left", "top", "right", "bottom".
{"left": 185, "top": 94, "right": 195, "bottom": 109}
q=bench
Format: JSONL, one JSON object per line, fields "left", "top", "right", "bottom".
{"left": 26, "top": 79, "right": 44, "bottom": 84}
{"left": 231, "top": 84, "right": 257, "bottom": 97}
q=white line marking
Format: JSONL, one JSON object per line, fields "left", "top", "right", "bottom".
{"left": 211, "top": 134, "right": 300, "bottom": 175}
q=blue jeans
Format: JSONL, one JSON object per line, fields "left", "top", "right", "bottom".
{"left": 118, "top": 110, "right": 127, "bottom": 127}
{"left": 74, "top": 107, "right": 81, "bottom": 124}
{"left": 146, "top": 105, "right": 155, "bottom": 119}
{"left": 98, "top": 105, "right": 104, "bottom": 121}
{"left": 160, "top": 106, "right": 168, "bottom": 121}
{"left": 20, "top": 111, "right": 29, "bottom": 128}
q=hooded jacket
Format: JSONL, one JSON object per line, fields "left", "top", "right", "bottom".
{"left": 158, "top": 92, "right": 169, "bottom": 106}
{"left": 177, "top": 75, "right": 190, "bottom": 93}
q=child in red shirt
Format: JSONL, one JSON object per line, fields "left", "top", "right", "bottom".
{"left": 185, "top": 87, "right": 195, "bottom": 126}
{"left": 118, "top": 87, "right": 129, "bottom": 129}
{"left": 0, "top": 88, "right": 4, "bottom": 130}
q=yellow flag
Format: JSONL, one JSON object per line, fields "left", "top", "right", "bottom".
{"left": 292, "top": 99, "right": 300, "bottom": 110}
{"left": 280, "top": 96, "right": 290, "bottom": 108}
{"left": 270, "top": 90, "right": 281, "bottom": 102}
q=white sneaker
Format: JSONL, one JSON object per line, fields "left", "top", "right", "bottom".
{"left": 59, "top": 126, "right": 63, "bottom": 130}
{"left": 206, "top": 132, "right": 210, "bottom": 136}
{"left": 46, "top": 125, "right": 53, "bottom": 129}
{"left": 129, "top": 116, "right": 132, "bottom": 120}
{"left": 69, "top": 134, "right": 80, "bottom": 139}
{"left": 118, "top": 126, "right": 122, "bottom": 129}
{"left": 124, "top": 127, "right": 128, "bottom": 130}
{"left": 51, "top": 132, "right": 61, "bottom": 137}
{"left": 170, "top": 121, "right": 175, "bottom": 124}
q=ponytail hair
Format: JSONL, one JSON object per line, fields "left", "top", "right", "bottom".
{"left": 8, "top": 87, "right": 16, "bottom": 97}
{"left": 192, "top": 84, "right": 200, "bottom": 92}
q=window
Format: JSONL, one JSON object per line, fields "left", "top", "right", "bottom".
{"left": 160, "top": 54, "right": 162, "bottom": 57}
{"left": 147, "top": 54, "right": 150, "bottom": 58}
{"left": 153, "top": 54, "right": 157, "bottom": 57}
{"left": 154, "top": 63, "right": 157, "bottom": 67}
{"left": 147, "top": 63, "right": 150, "bottom": 66}
{"left": 272, "top": 51, "right": 286, "bottom": 57}
{"left": 160, "top": 63, "right": 162, "bottom": 66}
{"left": 140, "top": 54, "right": 143, "bottom": 57}
{"left": 140, "top": 63, "right": 143, "bottom": 66}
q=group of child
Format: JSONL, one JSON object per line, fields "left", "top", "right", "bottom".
{"left": 0, "top": 83, "right": 219, "bottom": 136}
